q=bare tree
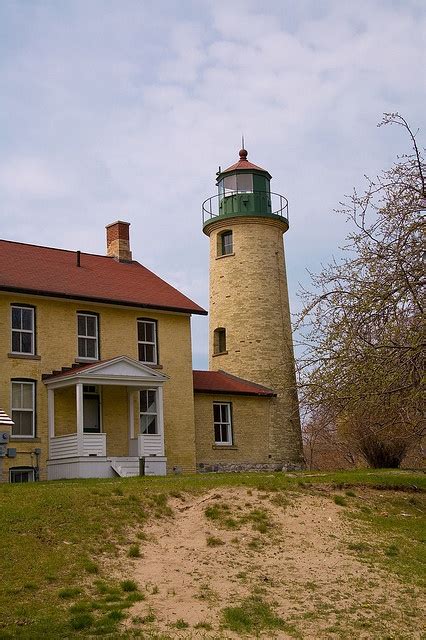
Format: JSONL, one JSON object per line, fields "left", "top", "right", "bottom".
{"left": 297, "top": 114, "right": 425, "bottom": 468}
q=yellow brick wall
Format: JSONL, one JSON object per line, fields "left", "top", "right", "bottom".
{"left": 0, "top": 292, "right": 196, "bottom": 480}
{"left": 206, "top": 217, "right": 304, "bottom": 466}
{"left": 54, "top": 387, "right": 77, "bottom": 435}
{"left": 194, "top": 393, "right": 272, "bottom": 470}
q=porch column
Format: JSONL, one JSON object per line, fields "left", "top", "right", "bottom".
{"left": 157, "top": 385, "right": 165, "bottom": 456}
{"left": 76, "top": 383, "right": 84, "bottom": 456}
{"left": 128, "top": 389, "right": 135, "bottom": 441}
{"left": 47, "top": 388, "right": 55, "bottom": 458}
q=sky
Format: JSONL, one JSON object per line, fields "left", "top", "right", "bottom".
{"left": 1, "top": 0, "right": 425, "bottom": 368}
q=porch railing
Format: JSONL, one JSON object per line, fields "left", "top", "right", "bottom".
{"left": 49, "top": 433, "right": 107, "bottom": 459}
{"left": 129, "top": 434, "right": 164, "bottom": 457}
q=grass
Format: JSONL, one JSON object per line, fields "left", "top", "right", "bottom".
{"left": 206, "top": 535, "right": 225, "bottom": 546}
{"left": 222, "top": 595, "right": 300, "bottom": 637}
{"left": 127, "top": 544, "right": 141, "bottom": 558}
{"left": 172, "top": 618, "right": 189, "bottom": 629}
{"left": 0, "top": 469, "right": 424, "bottom": 638}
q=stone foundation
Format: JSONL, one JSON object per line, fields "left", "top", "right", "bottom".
{"left": 197, "top": 461, "right": 304, "bottom": 473}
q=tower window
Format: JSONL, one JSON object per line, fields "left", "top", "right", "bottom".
{"left": 218, "top": 231, "right": 233, "bottom": 256}
{"left": 213, "top": 327, "right": 227, "bottom": 354}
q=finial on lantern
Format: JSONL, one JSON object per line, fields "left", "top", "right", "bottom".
{"left": 239, "top": 135, "right": 248, "bottom": 160}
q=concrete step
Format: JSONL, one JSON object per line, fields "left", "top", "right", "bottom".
{"left": 110, "top": 457, "right": 140, "bottom": 478}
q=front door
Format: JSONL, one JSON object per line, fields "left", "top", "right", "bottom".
{"left": 83, "top": 387, "right": 100, "bottom": 433}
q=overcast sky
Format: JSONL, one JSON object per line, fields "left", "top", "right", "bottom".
{"left": 1, "top": 0, "right": 425, "bottom": 368}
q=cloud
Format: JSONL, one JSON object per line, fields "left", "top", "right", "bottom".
{"left": 0, "top": 0, "right": 425, "bottom": 368}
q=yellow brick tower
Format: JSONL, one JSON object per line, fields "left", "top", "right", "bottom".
{"left": 202, "top": 146, "right": 304, "bottom": 467}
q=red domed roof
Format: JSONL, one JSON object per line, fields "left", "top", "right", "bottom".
{"left": 219, "top": 148, "right": 271, "bottom": 177}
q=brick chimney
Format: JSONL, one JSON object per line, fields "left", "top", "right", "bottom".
{"left": 106, "top": 221, "right": 132, "bottom": 262}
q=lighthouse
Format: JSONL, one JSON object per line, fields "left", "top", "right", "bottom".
{"left": 202, "top": 146, "right": 304, "bottom": 467}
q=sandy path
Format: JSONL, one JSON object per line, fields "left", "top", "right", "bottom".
{"left": 120, "top": 488, "right": 424, "bottom": 638}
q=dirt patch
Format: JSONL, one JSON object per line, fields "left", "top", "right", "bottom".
{"left": 118, "top": 488, "right": 424, "bottom": 638}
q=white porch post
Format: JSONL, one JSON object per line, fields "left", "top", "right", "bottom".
{"left": 47, "top": 388, "right": 55, "bottom": 459}
{"left": 76, "top": 383, "right": 84, "bottom": 456}
{"left": 157, "top": 385, "right": 165, "bottom": 456}
{"left": 128, "top": 389, "right": 135, "bottom": 441}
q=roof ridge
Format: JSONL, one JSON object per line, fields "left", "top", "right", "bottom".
{"left": 0, "top": 238, "right": 119, "bottom": 261}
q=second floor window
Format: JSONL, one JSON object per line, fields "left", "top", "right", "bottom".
{"left": 77, "top": 313, "right": 99, "bottom": 360}
{"left": 11, "top": 305, "right": 35, "bottom": 354}
{"left": 137, "top": 319, "right": 157, "bottom": 364}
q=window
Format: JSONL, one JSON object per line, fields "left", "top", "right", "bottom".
{"left": 11, "top": 381, "right": 35, "bottom": 438}
{"left": 213, "top": 402, "right": 232, "bottom": 445}
{"left": 237, "top": 173, "right": 253, "bottom": 192}
{"left": 213, "top": 327, "right": 227, "bottom": 354}
{"left": 77, "top": 312, "right": 99, "bottom": 360}
{"left": 10, "top": 467, "right": 35, "bottom": 483}
{"left": 137, "top": 319, "right": 158, "bottom": 364}
{"left": 218, "top": 230, "right": 233, "bottom": 256}
{"left": 11, "top": 305, "right": 35, "bottom": 354}
{"left": 140, "top": 389, "right": 158, "bottom": 434}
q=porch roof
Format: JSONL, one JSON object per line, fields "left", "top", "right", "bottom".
{"left": 43, "top": 356, "right": 168, "bottom": 389}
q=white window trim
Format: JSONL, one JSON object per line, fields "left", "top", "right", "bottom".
{"left": 11, "top": 381, "right": 35, "bottom": 438}
{"left": 11, "top": 305, "right": 35, "bottom": 355}
{"left": 139, "top": 388, "right": 159, "bottom": 435}
{"left": 217, "top": 230, "right": 233, "bottom": 257}
{"left": 9, "top": 467, "right": 35, "bottom": 483}
{"left": 77, "top": 312, "right": 99, "bottom": 361}
{"left": 213, "top": 402, "right": 233, "bottom": 445}
{"left": 137, "top": 319, "right": 158, "bottom": 365}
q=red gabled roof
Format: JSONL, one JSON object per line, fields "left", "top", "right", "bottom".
{"left": 0, "top": 240, "right": 207, "bottom": 315}
{"left": 42, "top": 360, "right": 105, "bottom": 381}
{"left": 193, "top": 370, "right": 275, "bottom": 397}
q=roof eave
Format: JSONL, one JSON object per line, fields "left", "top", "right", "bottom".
{"left": 0, "top": 285, "right": 208, "bottom": 316}
{"left": 193, "top": 388, "right": 276, "bottom": 397}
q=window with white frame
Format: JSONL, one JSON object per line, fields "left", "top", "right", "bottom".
{"left": 11, "top": 305, "right": 35, "bottom": 355}
{"left": 139, "top": 389, "right": 158, "bottom": 434}
{"left": 217, "top": 230, "right": 233, "bottom": 256}
{"left": 77, "top": 312, "right": 99, "bottom": 360}
{"left": 137, "top": 319, "right": 157, "bottom": 364}
{"left": 11, "top": 381, "right": 35, "bottom": 437}
{"left": 213, "top": 402, "right": 233, "bottom": 445}
{"left": 10, "top": 467, "right": 35, "bottom": 483}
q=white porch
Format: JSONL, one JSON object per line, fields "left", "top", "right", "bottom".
{"left": 43, "top": 356, "right": 169, "bottom": 479}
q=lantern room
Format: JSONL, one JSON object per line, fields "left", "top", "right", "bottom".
{"left": 202, "top": 147, "right": 289, "bottom": 233}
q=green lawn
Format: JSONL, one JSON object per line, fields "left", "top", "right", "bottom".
{"left": 0, "top": 469, "right": 424, "bottom": 639}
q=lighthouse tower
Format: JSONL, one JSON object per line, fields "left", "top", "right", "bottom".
{"left": 202, "top": 147, "right": 303, "bottom": 467}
